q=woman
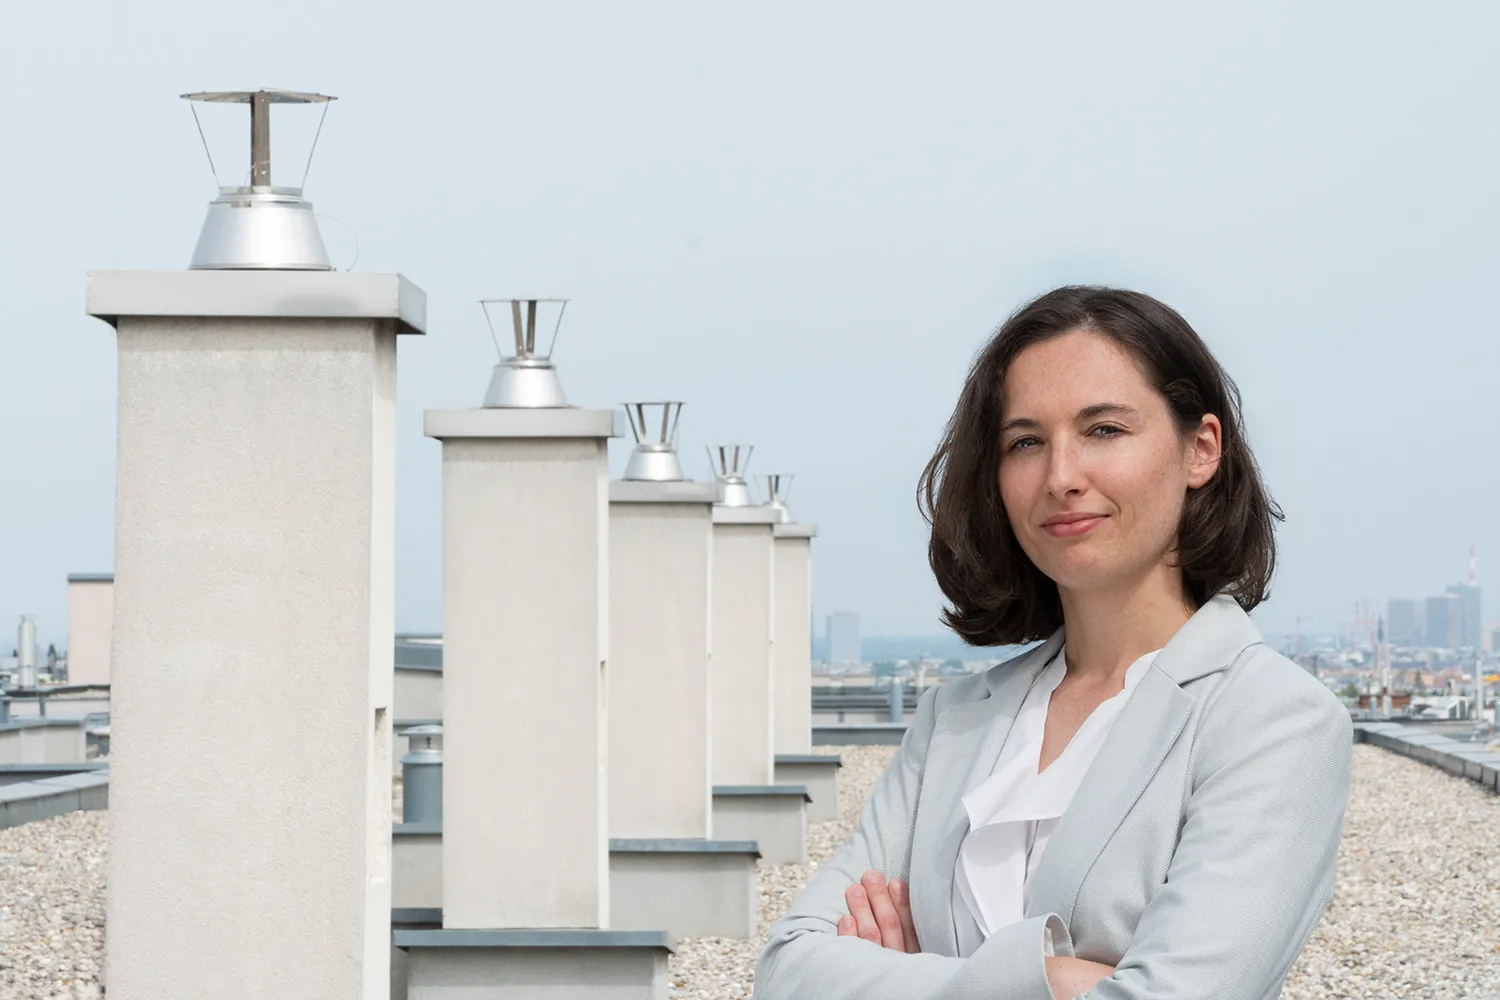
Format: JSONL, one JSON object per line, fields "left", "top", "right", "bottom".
{"left": 753, "top": 286, "right": 1353, "bottom": 1000}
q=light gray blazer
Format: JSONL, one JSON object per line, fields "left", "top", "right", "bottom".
{"left": 755, "top": 594, "right": 1353, "bottom": 1000}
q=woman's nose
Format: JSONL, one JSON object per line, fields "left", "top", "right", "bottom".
{"left": 1044, "top": 438, "right": 1086, "bottom": 498}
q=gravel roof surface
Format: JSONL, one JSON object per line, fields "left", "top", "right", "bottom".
{"left": 3, "top": 743, "right": 1497, "bottom": 999}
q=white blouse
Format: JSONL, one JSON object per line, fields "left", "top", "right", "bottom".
{"left": 952, "top": 643, "right": 1159, "bottom": 959}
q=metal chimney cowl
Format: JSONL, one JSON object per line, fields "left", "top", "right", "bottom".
{"left": 622, "top": 402, "right": 686, "bottom": 481}
{"left": 707, "top": 444, "right": 754, "bottom": 506}
{"left": 482, "top": 299, "right": 570, "bottom": 408}
{"left": 759, "top": 474, "right": 794, "bottom": 523}
{"left": 183, "top": 90, "right": 337, "bottom": 271}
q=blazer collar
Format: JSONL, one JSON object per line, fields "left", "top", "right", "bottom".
{"left": 915, "top": 593, "right": 1265, "bottom": 957}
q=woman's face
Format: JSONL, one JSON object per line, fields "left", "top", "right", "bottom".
{"left": 997, "top": 328, "right": 1221, "bottom": 596}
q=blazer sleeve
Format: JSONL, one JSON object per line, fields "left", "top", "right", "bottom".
{"left": 754, "top": 682, "right": 1074, "bottom": 1000}
{"left": 1077, "top": 653, "right": 1354, "bottom": 1000}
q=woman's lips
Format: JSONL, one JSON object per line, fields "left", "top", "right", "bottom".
{"left": 1042, "top": 514, "right": 1106, "bottom": 537}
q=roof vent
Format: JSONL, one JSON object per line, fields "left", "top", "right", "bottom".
{"left": 707, "top": 445, "right": 754, "bottom": 506}
{"left": 482, "top": 299, "right": 569, "bottom": 408}
{"left": 182, "top": 89, "right": 336, "bottom": 270}
{"left": 622, "top": 402, "right": 686, "bottom": 481}
{"left": 759, "top": 474, "right": 794, "bottom": 523}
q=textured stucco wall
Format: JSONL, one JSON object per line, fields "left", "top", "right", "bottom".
{"left": 66, "top": 579, "right": 114, "bottom": 687}
{"left": 773, "top": 535, "right": 812, "bottom": 756}
{"left": 440, "top": 436, "right": 609, "bottom": 929}
{"left": 394, "top": 668, "right": 443, "bottom": 721}
{"left": 608, "top": 502, "right": 713, "bottom": 840}
{"left": 710, "top": 523, "right": 776, "bottom": 786}
{"left": 105, "top": 317, "right": 395, "bottom": 1000}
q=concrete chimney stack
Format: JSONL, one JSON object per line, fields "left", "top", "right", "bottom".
{"left": 86, "top": 88, "right": 423, "bottom": 1000}
{"left": 404, "top": 300, "right": 672, "bottom": 997}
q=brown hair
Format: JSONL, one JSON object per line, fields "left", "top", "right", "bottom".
{"left": 916, "top": 285, "right": 1283, "bottom": 646}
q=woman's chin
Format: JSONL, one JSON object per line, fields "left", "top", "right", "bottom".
{"left": 1039, "top": 556, "right": 1120, "bottom": 594}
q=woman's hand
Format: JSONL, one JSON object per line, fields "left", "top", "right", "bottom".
{"left": 837, "top": 870, "right": 920, "bottom": 952}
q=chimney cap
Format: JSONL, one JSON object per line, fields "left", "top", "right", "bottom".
{"left": 481, "top": 299, "right": 571, "bottom": 407}
{"left": 182, "top": 89, "right": 336, "bottom": 105}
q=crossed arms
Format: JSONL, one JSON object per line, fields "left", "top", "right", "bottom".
{"left": 753, "top": 660, "right": 1353, "bottom": 1000}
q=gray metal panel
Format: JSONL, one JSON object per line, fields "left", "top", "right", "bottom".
{"left": 608, "top": 839, "right": 760, "bottom": 856}
{"left": 394, "top": 928, "right": 675, "bottom": 952}
{"left": 32, "top": 772, "right": 110, "bottom": 791}
{"left": 392, "top": 822, "right": 442, "bottom": 837}
{"left": 712, "top": 784, "right": 810, "bottom": 801}
{"left": 85, "top": 270, "right": 427, "bottom": 336}
{"left": 774, "top": 754, "right": 843, "bottom": 767}
{"left": 0, "top": 719, "right": 86, "bottom": 733}
{"left": 391, "top": 908, "right": 443, "bottom": 926}
{"left": 66, "top": 573, "right": 114, "bottom": 583}
{"left": 813, "top": 723, "right": 908, "bottom": 746}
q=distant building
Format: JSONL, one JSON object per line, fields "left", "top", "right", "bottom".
{"left": 1386, "top": 598, "right": 1419, "bottom": 646}
{"left": 1445, "top": 583, "right": 1482, "bottom": 649}
{"left": 1425, "top": 593, "right": 1462, "bottom": 649}
{"left": 826, "top": 611, "right": 861, "bottom": 667}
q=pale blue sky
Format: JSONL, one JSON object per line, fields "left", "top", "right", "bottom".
{"left": 2, "top": 0, "right": 1496, "bottom": 646}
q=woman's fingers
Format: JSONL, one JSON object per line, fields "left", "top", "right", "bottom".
{"left": 888, "top": 879, "right": 921, "bottom": 953}
{"left": 837, "top": 915, "right": 856, "bottom": 936}
{"left": 845, "top": 882, "right": 880, "bottom": 944}
{"left": 859, "top": 871, "right": 908, "bottom": 951}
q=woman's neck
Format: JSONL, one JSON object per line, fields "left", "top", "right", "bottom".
{"left": 1057, "top": 565, "right": 1196, "bottom": 686}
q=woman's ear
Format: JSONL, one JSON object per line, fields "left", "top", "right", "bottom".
{"left": 1185, "top": 414, "right": 1222, "bottom": 489}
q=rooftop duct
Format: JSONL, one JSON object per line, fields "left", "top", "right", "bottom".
{"left": 622, "top": 402, "right": 686, "bottom": 481}
{"left": 182, "top": 89, "right": 336, "bottom": 271}
{"left": 759, "top": 474, "right": 794, "bottom": 523}
{"left": 707, "top": 444, "right": 754, "bottom": 506}
{"left": 481, "top": 298, "right": 570, "bottom": 408}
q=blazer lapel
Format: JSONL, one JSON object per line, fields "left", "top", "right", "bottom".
{"left": 914, "top": 630, "right": 1063, "bottom": 957}
{"left": 1024, "top": 595, "right": 1265, "bottom": 931}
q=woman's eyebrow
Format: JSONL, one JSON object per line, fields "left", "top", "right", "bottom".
{"left": 1077, "top": 402, "right": 1137, "bottom": 421}
{"left": 1000, "top": 402, "right": 1138, "bottom": 434}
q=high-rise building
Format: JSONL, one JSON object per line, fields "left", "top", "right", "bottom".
{"left": 1386, "top": 599, "right": 1419, "bottom": 646}
{"left": 1425, "top": 594, "right": 1462, "bottom": 649}
{"left": 826, "top": 611, "right": 861, "bottom": 666}
{"left": 1446, "top": 583, "right": 1482, "bottom": 650}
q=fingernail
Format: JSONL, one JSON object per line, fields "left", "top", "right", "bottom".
{"left": 890, "top": 880, "right": 904, "bottom": 896}
{"left": 849, "top": 886, "right": 864, "bottom": 899}
{"left": 863, "top": 871, "right": 881, "bottom": 886}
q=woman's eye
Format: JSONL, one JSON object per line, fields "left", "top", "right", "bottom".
{"left": 1007, "top": 436, "right": 1039, "bottom": 452}
{"left": 1090, "top": 425, "right": 1124, "bottom": 438}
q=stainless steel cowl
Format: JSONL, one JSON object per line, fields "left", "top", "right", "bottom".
{"left": 181, "top": 89, "right": 337, "bottom": 271}
{"left": 622, "top": 402, "right": 686, "bottom": 481}
{"left": 191, "top": 186, "right": 330, "bottom": 270}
